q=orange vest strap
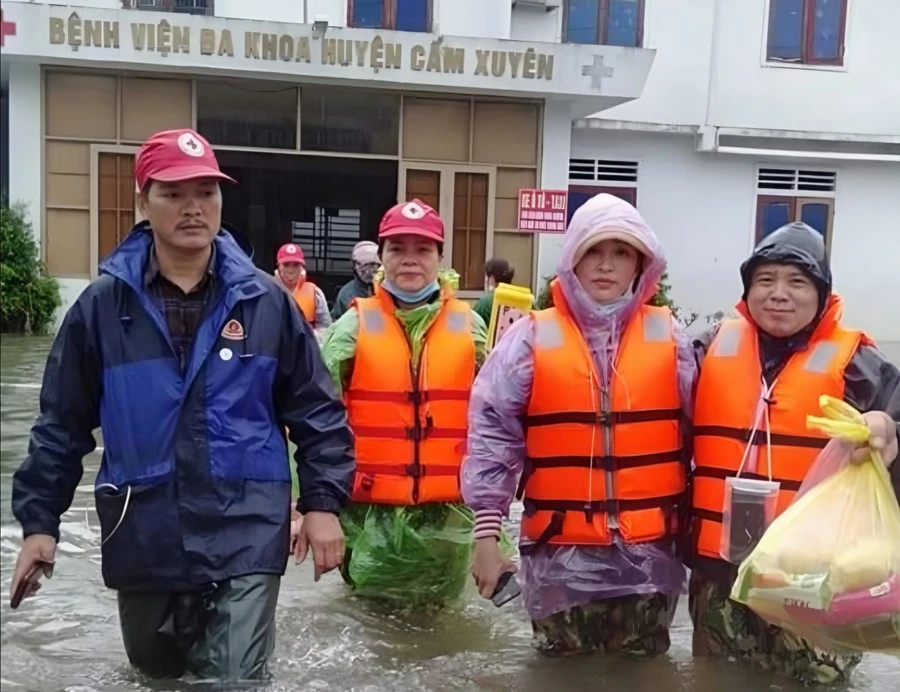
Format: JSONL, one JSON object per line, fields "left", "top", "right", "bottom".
{"left": 694, "top": 424, "right": 830, "bottom": 450}
{"left": 352, "top": 425, "right": 467, "bottom": 441}
{"left": 526, "top": 408, "right": 682, "bottom": 428}
{"left": 356, "top": 463, "right": 460, "bottom": 478}
{"left": 519, "top": 511, "right": 565, "bottom": 557}
{"left": 691, "top": 466, "right": 803, "bottom": 492}
{"left": 347, "top": 388, "right": 471, "bottom": 404}
{"left": 524, "top": 494, "right": 683, "bottom": 516}
{"left": 516, "top": 451, "right": 683, "bottom": 503}
{"left": 521, "top": 493, "right": 683, "bottom": 552}
{"left": 526, "top": 449, "right": 682, "bottom": 473}
{"left": 692, "top": 507, "right": 724, "bottom": 524}
{"left": 347, "top": 390, "right": 412, "bottom": 404}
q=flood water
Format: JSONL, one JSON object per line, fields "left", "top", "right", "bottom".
{"left": 1, "top": 334, "right": 899, "bottom": 692}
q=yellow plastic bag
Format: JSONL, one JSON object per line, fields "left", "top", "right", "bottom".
{"left": 731, "top": 396, "right": 900, "bottom": 654}
{"left": 486, "top": 282, "right": 533, "bottom": 352}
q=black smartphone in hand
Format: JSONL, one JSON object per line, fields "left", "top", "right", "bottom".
{"left": 10, "top": 561, "right": 53, "bottom": 609}
{"left": 491, "top": 571, "right": 521, "bottom": 607}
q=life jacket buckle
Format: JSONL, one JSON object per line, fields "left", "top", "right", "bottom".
{"left": 361, "top": 474, "right": 375, "bottom": 491}
{"left": 584, "top": 503, "right": 594, "bottom": 522}
{"left": 405, "top": 463, "right": 422, "bottom": 479}
{"left": 408, "top": 391, "right": 424, "bottom": 405}
{"left": 596, "top": 411, "right": 613, "bottom": 427}
{"left": 405, "top": 426, "right": 422, "bottom": 441}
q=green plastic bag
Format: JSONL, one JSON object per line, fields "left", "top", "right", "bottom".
{"left": 340, "top": 503, "right": 475, "bottom": 609}
{"left": 340, "top": 502, "right": 516, "bottom": 609}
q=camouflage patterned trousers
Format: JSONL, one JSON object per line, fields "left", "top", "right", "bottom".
{"left": 689, "top": 570, "right": 861, "bottom": 686}
{"left": 531, "top": 593, "right": 676, "bottom": 658}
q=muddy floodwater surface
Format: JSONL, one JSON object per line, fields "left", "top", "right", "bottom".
{"left": 2, "top": 335, "right": 899, "bottom": 691}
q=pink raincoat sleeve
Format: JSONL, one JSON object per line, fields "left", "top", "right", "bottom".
{"left": 461, "top": 316, "right": 535, "bottom": 537}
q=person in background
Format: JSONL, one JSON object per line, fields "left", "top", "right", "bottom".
{"left": 473, "top": 257, "right": 516, "bottom": 325}
{"left": 9, "top": 129, "right": 354, "bottom": 681}
{"left": 689, "top": 222, "right": 900, "bottom": 686}
{"left": 332, "top": 240, "right": 380, "bottom": 321}
{"left": 318, "top": 199, "right": 488, "bottom": 608}
{"left": 275, "top": 243, "right": 332, "bottom": 332}
{"left": 464, "top": 194, "right": 695, "bottom": 656}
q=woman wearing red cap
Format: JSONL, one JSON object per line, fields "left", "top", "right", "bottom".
{"left": 317, "top": 199, "right": 489, "bottom": 607}
{"left": 274, "top": 243, "right": 332, "bottom": 333}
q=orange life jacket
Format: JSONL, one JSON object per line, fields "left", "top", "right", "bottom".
{"left": 293, "top": 281, "right": 317, "bottom": 323}
{"left": 691, "top": 296, "right": 864, "bottom": 560}
{"left": 346, "top": 285, "right": 476, "bottom": 505}
{"left": 520, "top": 281, "right": 685, "bottom": 550}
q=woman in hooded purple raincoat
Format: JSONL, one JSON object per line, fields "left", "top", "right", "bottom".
{"left": 462, "top": 194, "right": 696, "bottom": 657}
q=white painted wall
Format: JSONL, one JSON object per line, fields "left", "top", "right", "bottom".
{"left": 709, "top": 1, "right": 900, "bottom": 136}
{"left": 56, "top": 279, "right": 91, "bottom": 331}
{"left": 536, "top": 100, "right": 574, "bottom": 288}
{"left": 568, "top": 129, "right": 900, "bottom": 340}
{"left": 216, "top": 0, "right": 306, "bottom": 24}
{"left": 591, "top": 0, "right": 900, "bottom": 138}
{"left": 593, "top": 0, "right": 714, "bottom": 127}
{"left": 10, "top": 0, "right": 568, "bottom": 41}
{"left": 829, "top": 162, "right": 900, "bottom": 338}
{"left": 510, "top": 5, "right": 561, "bottom": 43}
{"left": 8, "top": 63, "right": 42, "bottom": 257}
{"left": 15, "top": 0, "right": 119, "bottom": 7}
{"left": 434, "top": 0, "right": 510, "bottom": 39}
{"left": 308, "top": 0, "right": 348, "bottom": 26}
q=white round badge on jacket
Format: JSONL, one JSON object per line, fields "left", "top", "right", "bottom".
{"left": 219, "top": 348, "right": 233, "bottom": 361}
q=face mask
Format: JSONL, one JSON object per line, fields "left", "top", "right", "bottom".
{"left": 381, "top": 277, "right": 440, "bottom": 305}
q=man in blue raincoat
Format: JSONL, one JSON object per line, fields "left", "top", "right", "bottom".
{"left": 9, "top": 129, "right": 354, "bottom": 681}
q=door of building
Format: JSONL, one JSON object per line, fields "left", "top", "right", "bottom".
{"left": 90, "top": 146, "right": 139, "bottom": 278}
{"left": 398, "top": 163, "right": 496, "bottom": 295}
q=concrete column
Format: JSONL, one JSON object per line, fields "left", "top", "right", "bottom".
{"left": 8, "top": 61, "right": 42, "bottom": 253}
{"left": 535, "top": 98, "right": 573, "bottom": 292}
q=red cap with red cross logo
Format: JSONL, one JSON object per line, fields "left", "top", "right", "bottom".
{"left": 378, "top": 199, "right": 444, "bottom": 243}
{"left": 134, "top": 129, "right": 236, "bottom": 190}
{"left": 277, "top": 243, "right": 305, "bottom": 264}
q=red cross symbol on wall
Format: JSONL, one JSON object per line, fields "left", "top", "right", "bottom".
{"left": 1, "top": 10, "right": 17, "bottom": 47}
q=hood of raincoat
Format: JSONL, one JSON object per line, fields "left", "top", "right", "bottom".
{"left": 740, "top": 222, "right": 831, "bottom": 304}
{"left": 556, "top": 193, "right": 667, "bottom": 333}
{"left": 737, "top": 222, "right": 834, "bottom": 381}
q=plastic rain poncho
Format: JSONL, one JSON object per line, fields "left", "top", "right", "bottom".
{"left": 461, "top": 194, "right": 697, "bottom": 621}
{"left": 320, "top": 269, "right": 489, "bottom": 608}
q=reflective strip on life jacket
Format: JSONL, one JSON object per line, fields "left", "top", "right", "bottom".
{"left": 691, "top": 315, "right": 861, "bottom": 560}
{"left": 346, "top": 285, "right": 475, "bottom": 505}
{"left": 520, "top": 282, "right": 685, "bottom": 549}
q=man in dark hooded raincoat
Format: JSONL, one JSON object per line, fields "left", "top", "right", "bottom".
{"left": 331, "top": 241, "right": 380, "bottom": 321}
{"left": 688, "top": 222, "right": 900, "bottom": 685}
